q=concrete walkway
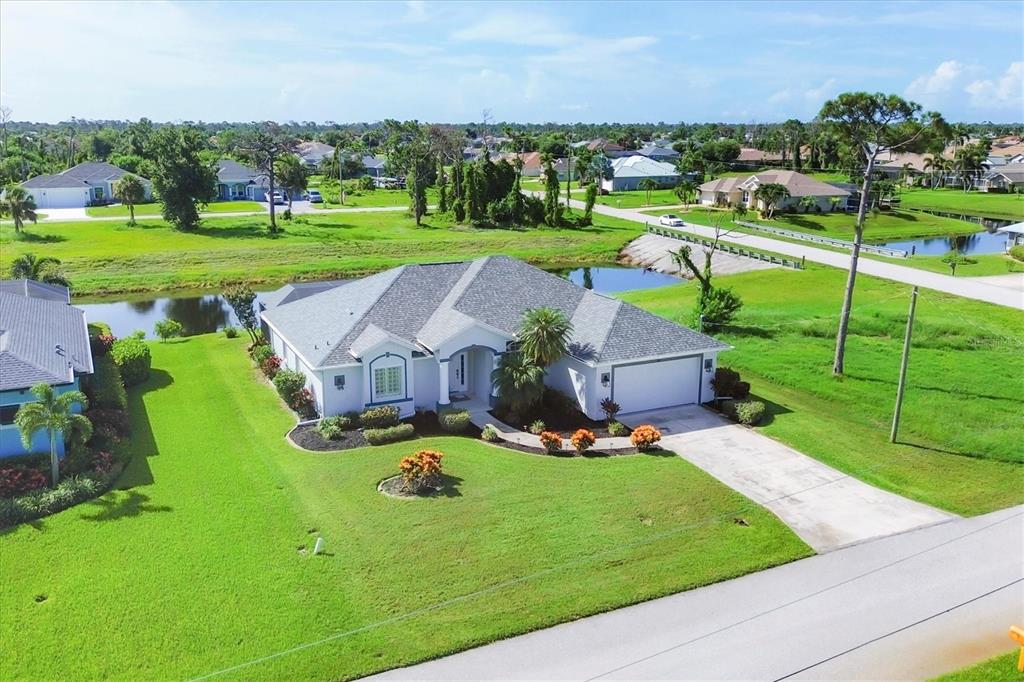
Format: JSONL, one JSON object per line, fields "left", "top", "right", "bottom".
{"left": 620, "top": 406, "right": 954, "bottom": 552}
{"left": 621, "top": 233, "right": 782, "bottom": 277}
{"left": 467, "top": 406, "right": 633, "bottom": 451}
{"left": 575, "top": 196, "right": 1024, "bottom": 309}
{"left": 369, "top": 506, "right": 1023, "bottom": 681}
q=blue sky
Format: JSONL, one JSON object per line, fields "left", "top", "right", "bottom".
{"left": 1, "top": 1, "right": 1021, "bottom": 124}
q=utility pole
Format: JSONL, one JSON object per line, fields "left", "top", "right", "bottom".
{"left": 890, "top": 286, "right": 918, "bottom": 443}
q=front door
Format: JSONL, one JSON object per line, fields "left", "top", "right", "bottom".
{"left": 448, "top": 351, "right": 468, "bottom": 394}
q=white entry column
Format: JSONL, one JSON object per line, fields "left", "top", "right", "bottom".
{"left": 438, "top": 359, "right": 450, "bottom": 408}
{"left": 490, "top": 352, "right": 501, "bottom": 401}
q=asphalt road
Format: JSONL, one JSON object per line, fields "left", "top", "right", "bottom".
{"left": 369, "top": 506, "right": 1024, "bottom": 681}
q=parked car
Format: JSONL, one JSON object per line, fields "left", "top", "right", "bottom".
{"left": 265, "top": 191, "right": 286, "bottom": 205}
{"left": 307, "top": 189, "right": 323, "bottom": 203}
{"left": 659, "top": 214, "right": 684, "bottom": 227}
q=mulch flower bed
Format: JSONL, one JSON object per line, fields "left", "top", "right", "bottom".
{"left": 490, "top": 439, "right": 639, "bottom": 457}
{"left": 488, "top": 409, "right": 630, "bottom": 440}
{"left": 377, "top": 474, "right": 447, "bottom": 499}
{"left": 289, "top": 423, "right": 367, "bottom": 452}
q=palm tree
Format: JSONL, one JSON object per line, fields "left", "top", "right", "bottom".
{"left": 731, "top": 202, "right": 748, "bottom": 222}
{"left": 638, "top": 178, "right": 658, "bottom": 206}
{"left": 674, "top": 180, "right": 696, "bottom": 209}
{"left": 798, "top": 195, "right": 818, "bottom": 213}
{"left": 113, "top": 173, "right": 146, "bottom": 226}
{"left": 9, "top": 253, "right": 71, "bottom": 288}
{"left": 14, "top": 383, "right": 91, "bottom": 485}
{"left": 752, "top": 183, "right": 790, "bottom": 219}
{"left": 490, "top": 352, "right": 545, "bottom": 421}
{"left": 0, "top": 184, "right": 38, "bottom": 233}
{"left": 923, "top": 156, "right": 950, "bottom": 188}
{"left": 518, "top": 307, "right": 572, "bottom": 368}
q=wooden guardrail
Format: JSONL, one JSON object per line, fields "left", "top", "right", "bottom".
{"left": 646, "top": 224, "right": 804, "bottom": 270}
{"left": 732, "top": 220, "right": 909, "bottom": 258}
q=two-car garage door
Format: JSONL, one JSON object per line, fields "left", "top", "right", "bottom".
{"left": 613, "top": 356, "right": 701, "bottom": 414}
{"left": 28, "top": 188, "right": 90, "bottom": 209}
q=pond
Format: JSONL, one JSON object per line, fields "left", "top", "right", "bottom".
{"left": 76, "top": 266, "right": 684, "bottom": 338}
{"left": 912, "top": 209, "right": 1016, "bottom": 230}
{"left": 875, "top": 229, "right": 1010, "bottom": 256}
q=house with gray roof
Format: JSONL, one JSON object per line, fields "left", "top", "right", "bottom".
{"left": 21, "top": 161, "right": 151, "bottom": 209}
{"left": 0, "top": 282, "right": 93, "bottom": 458}
{"left": 296, "top": 141, "right": 335, "bottom": 169}
{"left": 603, "top": 155, "right": 680, "bottom": 192}
{"left": 261, "top": 256, "right": 728, "bottom": 420}
{"left": 215, "top": 159, "right": 269, "bottom": 201}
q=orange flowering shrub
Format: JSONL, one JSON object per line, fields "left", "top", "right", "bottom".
{"left": 398, "top": 449, "right": 444, "bottom": 492}
{"left": 538, "top": 431, "right": 563, "bottom": 454}
{"left": 570, "top": 428, "right": 596, "bottom": 455}
{"left": 630, "top": 424, "right": 662, "bottom": 451}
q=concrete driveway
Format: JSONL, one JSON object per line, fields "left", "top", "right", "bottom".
{"left": 37, "top": 207, "right": 89, "bottom": 221}
{"left": 620, "top": 405, "right": 954, "bottom": 552}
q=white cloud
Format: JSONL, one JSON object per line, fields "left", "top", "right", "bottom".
{"left": 965, "top": 62, "right": 1023, "bottom": 110}
{"left": 804, "top": 78, "right": 838, "bottom": 102}
{"left": 906, "top": 60, "right": 966, "bottom": 98}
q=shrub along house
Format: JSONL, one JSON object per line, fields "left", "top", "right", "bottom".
{"left": 0, "top": 281, "right": 93, "bottom": 458}
{"left": 260, "top": 256, "right": 728, "bottom": 421}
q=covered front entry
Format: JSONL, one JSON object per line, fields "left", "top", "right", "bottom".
{"left": 439, "top": 346, "right": 501, "bottom": 409}
{"left": 613, "top": 355, "right": 701, "bottom": 414}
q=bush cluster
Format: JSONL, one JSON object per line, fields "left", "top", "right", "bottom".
{"left": 480, "top": 424, "right": 501, "bottom": 442}
{"left": 273, "top": 369, "right": 306, "bottom": 403}
{"left": 110, "top": 337, "right": 151, "bottom": 386}
{"left": 727, "top": 400, "right": 767, "bottom": 426}
{"left": 528, "top": 419, "right": 546, "bottom": 435}
{"left": 250, "top": 344, "right": 275, "bottom": 364}
{"left": 316, "top": 414, "right": 356, "bottom": 440}
{"left": 538, "top": 431, "right": 563, "bottom": 454}
{"left": 438, "top": 409, "right": 472, "bottom": 434}
{"left": 89, "top": 332, "right": 116, "bottom": 357}
{"left": 711, "top": 367, "right": 750, "bottom": 400}
{"left": 365, "top": 423, "right": 415, "bottom": 445}
{"left": 0, "top": 476, "right": 100, "bottom": 527}
{"left": 607, "top": 421, "right": 629, "bottom": 437}
{"left": 260, "top": 355, "right": 282, "bottom": 378}
{"left": 154, "top": 318, "right": 183, "bottom": 341}
{"left": 86, "top": 355, "right": 128, "bottom": 411}
{"left": 398, "top": 449, "right": 444, "bottom": 493}
{"left": 360, "top": 405, "right": 400, "bottom": 429}
{"left": 599, "top": 398, "right": 621, "bottom": 422}
{"left": 630, "top": 424, "right": 662, "bottom": 452}
{"left": 223, "top": 326, "right": 240, "bottom": 339}
{"left": 0, "top": 466, "right": 48, "bottom": 498}
{"left": 570, "top": 428, "right": 596, "bottom": 455}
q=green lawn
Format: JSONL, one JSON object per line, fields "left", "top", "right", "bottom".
{"left": 900, "top": 187, "right": 1024, "bottom": 221}
{"left": 0, "top": 209, "right": 642, "bottom": 296}
{"left": 621, "top": 267, "right": 1023, "bottom": 515}
{"left": 318, "top": 188, "right": 439, "bottom": 209}
{"left": 932, "top": 651, "right": 1022, "bottom": 681}
{"left": 0, "top": 335, "right": 809, "bottom": 681}
{"left": 85, "top": 200, "right": 264, "bottom": 217}
{"left": 595, "top": 188, "right": 681, "bottom": 208}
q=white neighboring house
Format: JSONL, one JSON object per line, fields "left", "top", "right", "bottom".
{"left": 20, "top": 162, "right": 152, "bottom": 209}
{"left": 296, "top": 141, "right": 335, "bottom": 169}
{"left": 602, "top": 155, "right": 680, "bottom": 192}
{"left": 977, "top": 163, "right": 1024, "bottom": 193}
{"left": 260, "top": 256, "right": 728, "bottom": 421}
{"left": 699, "top": 170, "right": 850, "bottom": 213}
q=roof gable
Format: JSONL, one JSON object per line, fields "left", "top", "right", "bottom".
{"left": 0, "top": 291, "right": 93, "bottom": 391}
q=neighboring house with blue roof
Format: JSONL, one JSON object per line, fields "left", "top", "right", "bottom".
{"left": 0, "top": 281, "right": 94, "bottom": 458}
{"left": 602, "top": 155, "right": 681, "bottom": 192}
{"left": 260, "top": 256, "right": 728, "bottom": 420}
{"left": 21, "top": 161, "right": 152, "bottom": 209}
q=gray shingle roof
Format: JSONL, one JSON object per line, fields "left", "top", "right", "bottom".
{"left": 22, "top": 161, "right": 148, "bottom": 189}
{"left": 260, "top": 280, "right": 347, "bottom": 310}
{"left": 0, "top": 291, "right": 93, "bottom": 391}
{"left": 216, "top": 159, "right": 261, "bottom": 183}
{"left": 22, "top": 174, "right": 91, "bottom": 189}
{"left": 0, "top": 280, "right": 71, "bottom": 304}
{"left": 262, "top": 257, "right": 726, "bottom": 368}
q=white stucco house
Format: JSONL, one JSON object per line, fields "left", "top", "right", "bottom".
{"left": 260, "top": 256, "right": 728, "bottom": 421}
{"left": 214, "top": 159, "right": 270, "bottom": 201}
{"left": 602, "top": 155, "right": 680, "bottom": 192}
{"left": 21, "top": 162, "right": 152, "bottom": 208}
{"left": 699, "top": 170, "right": 850, "bottom": 212}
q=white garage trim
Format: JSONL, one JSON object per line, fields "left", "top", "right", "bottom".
{"left": 611, "top": 354, "right": 702, "bottom": 414}
{"left": 27, "top": 187, "right": 91, "bottom": 209}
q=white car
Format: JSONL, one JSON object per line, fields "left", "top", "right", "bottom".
{"left": 659, "top": 214, "right": 684, "bottom": 227}
{"left": 307, "top": 189, "right": 323, "bottom": 203}
{"left": 265, "top": 191, "right": 286, "bottom": 205}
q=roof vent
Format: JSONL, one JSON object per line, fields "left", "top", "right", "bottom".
{"left": 55, "top": 344, "right": 65, "bottom": 356}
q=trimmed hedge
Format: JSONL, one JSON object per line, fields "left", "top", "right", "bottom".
{"left": 360, "top": 405, "right": 400, "bottom": 430}
{"left": 733, "top": 400, "right": 766, "bottom": 426}
{"left": 438, "top": 409, "right": 471, "bottom": 434}
{"left": 86, "top": 355, "right": 127, "bottom": 410}
{"left": 0, "top": 476, "right": 101, "bottom": 527}
{"left": 110, "top": 337, "right": 151, "bottom": 386}
{"left": 364, "top": 423, "right": 415, "bottom": 446}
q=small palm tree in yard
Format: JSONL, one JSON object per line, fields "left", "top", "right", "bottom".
{"left": 674, "top": 180, "right": 696, "bottom": 209}
{"left": 519, "top": 307, "right": 573, "bottom": 368}
{"left": 490, "top": 352, "right": 545, "bottom": 421}
{"left": 0, "top": 184, "right": 38, "bottom": 233}
{"left": 753, "top": 183, "right": 790, "bottom": 219}
{"left": 638, "top": 178, "right": 658, "bottom": 206}
{"left": 798, "top": 195, "right": 818, "bottom": 213}
{"left": 113, "top": 173, "right": 146, "bottom": 226}
{"left": 15, "top": 383, "right": 92, "bottom": 485}
{"left": 9, "top": 253, "right": 71, "bottom": 288}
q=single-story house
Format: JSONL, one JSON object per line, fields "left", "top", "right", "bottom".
{"left": 21, "top": 162, "right": 152, "bottom": 209}
{"left": 977, "top": 164, "right": 1024, "bottom": 193}
{"left": 699, "top": 170, "right": 850, "bottom": 212}
{"left": 551, "top": 157, "right": 579, "bottom": 181}
{"left": 996, "top": 222, "right": 1024, "bottom": 251}
{"left": 296, "top": 141, "right": 335, "bottom": 169}
{"left": 637, "top": 144, "right": 680, "bottom": 162}
{"left": 876, "top": 151, "right": 935, "bottom": 180}
{"left": 495, "top": 151, "right": 544, "bottom": 177}
{"left": 260, "top": 256, "right": 728, "bottom": 421}
{"left": 362, "top": 155, "right": 388, "bottom": 178}
{"left": 602, "top": 155, "right": 680, "bottom": 192}
{"left": 215, "top": 159, "right": 268, "bottom": 201}
{"left": 0, "top": 281, "right": 93, "bottom": 459}
{"left": 734, "top": 148, "right": 784, "bottom": 167}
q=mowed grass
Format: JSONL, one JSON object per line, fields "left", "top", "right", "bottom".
{"left": 0, "top": 335, "right": 809, "bottom": 681}
{"left": 0, "top": 209, "right": 642, "bottom": 296}
{"left": 900, "top": 187, "right": 1024, "bottom": 221}
{"left": 621, "top": 267, "right": 1024, "bottom": 515}
{"left": 318, "top": 187, "right": 438, "bottom": 209}
{"left": 85, "top": 200, "right": 264, "bottom": 217}
{"left": 932, "top": 651, "right": 1022, "bottom": 681}
{"left": 595, "top": 188, "right": 681, "bottom": 208}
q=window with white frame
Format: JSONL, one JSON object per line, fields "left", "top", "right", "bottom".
{"left": 373, "top": 366, "right": 402, "bottom": 399}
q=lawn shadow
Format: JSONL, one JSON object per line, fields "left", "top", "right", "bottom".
{"left": 113, "top": 368, "right": 174, "bottom": 490}
{"left": 79, "top": 490, "right": 173, "bottom": 522}
{"left": 13, "top": 232, "right": 66, "bottom": 243}
{"left": 724, "top": 324, "right": 776, "bottom": 339}
{"left": 640, "top": 447, "right": 679, "bottom": 458}
{"left": 747, "top": 392, "right": 793, "bottom": 427}
{"left": 433, "top": 473, "right": 464, "bottom": 498}
{"left": 778, "top": 216, "right": 825, "bottom": 231}
{"left": 191, "top": 222, "right": 273, "bottom": 240}
{"left": 0, "top": 517, "right": 45, "bottom": 536}
{"left": 845, "top": 372, "right": 1014, "bottom": 403}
